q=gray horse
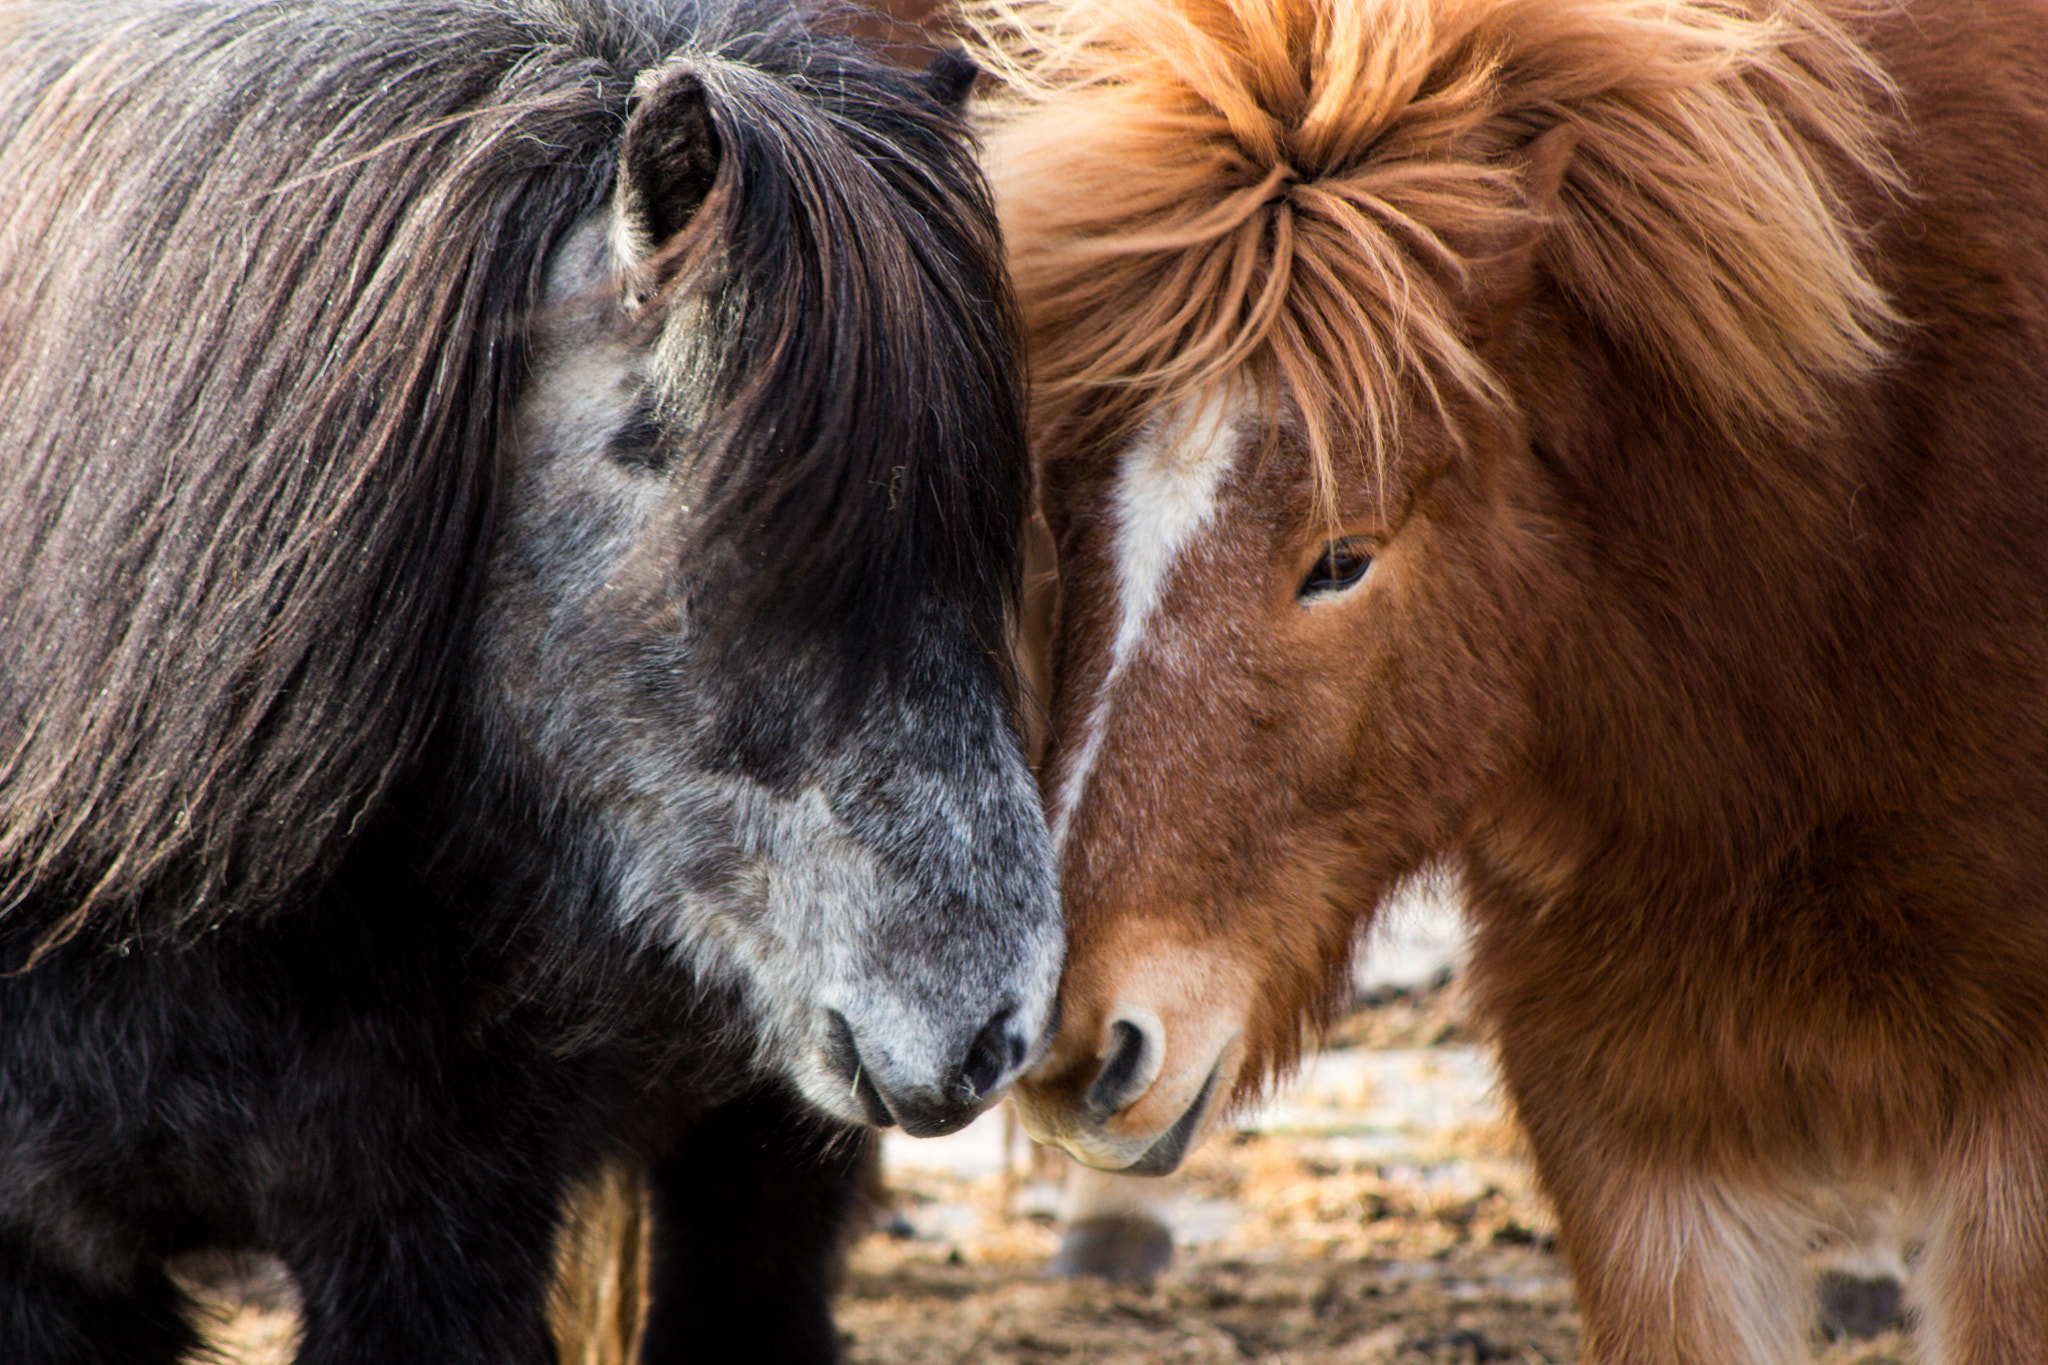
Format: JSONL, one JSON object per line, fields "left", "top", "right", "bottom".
{"left": 0, "top": 2, "right": 1058, "bottom": 1360}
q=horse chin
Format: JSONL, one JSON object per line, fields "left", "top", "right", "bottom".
{"left": 784, "top": 1063, "right": 1000, "bottom": 1138}
{"left": 1120, "top": 1063, "right": 1225, "bottom": 1174}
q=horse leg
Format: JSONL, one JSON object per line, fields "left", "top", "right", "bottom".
{"left": 0, "top": 1234, "right": 199, "bottom": 1365}
{"left": 551, "top": 1162, "right": 653, "bottom": 1365}
{"left": 1507, "top": 1101, "right": 1813, "bottom": 1365}
{"left": 279, "top": 1170, "right": 563, "bottom": 1365}
{"left": 637, "top": 1087, "right": 873, "bottom": 1365}
{"left": 1047, "top": 1164, "right": 1175, "bottom": 1283}
{"left": 1911, "top": 1106, "right": 2048, "bottom": 1363}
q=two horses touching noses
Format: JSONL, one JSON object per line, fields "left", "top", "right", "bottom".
{"left": 0, "top": 1, "right": 1061, "bottom": 1360}
{"left": 970, "top": 0, "right": 2048, "bottom": 1358}
{"left": 13, "top": 0, "right": 2048, "bottom": 1360}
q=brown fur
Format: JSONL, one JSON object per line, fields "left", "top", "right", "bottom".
{"left": 978, "top": 0, "right": 2048, "bottom": 1357}
{"left": 966, "top": 0, "right": 1902, "bottom": 512}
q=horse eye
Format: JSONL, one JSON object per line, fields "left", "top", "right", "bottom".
{"left": 607, "top": 411, "right": 667, "bottom": 474}
{"left": 1299, "top": 539, "right": 1374, "bottom": 599}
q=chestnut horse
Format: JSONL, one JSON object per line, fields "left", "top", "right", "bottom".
{"left": 969, "top": 0, "right": 2048, "bottom": 1358}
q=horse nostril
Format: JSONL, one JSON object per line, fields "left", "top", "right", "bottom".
{"left": 955, "top": 1005, "right": 1024, "bottom": 1104}
{"left": 821, "top": 1009, "right": 895, "bottom": 1128}
{"left": 1086, "top": 1017, "right": 1155, "bottom": 1118}
{"left": 823, "top": 1008, "right": 859, "bottom": 1077}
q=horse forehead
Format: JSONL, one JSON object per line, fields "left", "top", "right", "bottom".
{"left": 518, "top": 219, "right": 635, "bottom": 430}
{"left": 1103, "top": 391, "right": 1252, "bottom": 652}
{"left": 1049, "top": 391, "right": 1252, "bottom": 848}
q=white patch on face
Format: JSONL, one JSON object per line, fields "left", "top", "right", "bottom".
{"left": 1051, "top": 391, "right": 1248, "bottom": 851}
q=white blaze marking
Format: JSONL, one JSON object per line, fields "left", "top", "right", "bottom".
{"left": 1051, "top": 392, "right": 1247, "bottom": 850}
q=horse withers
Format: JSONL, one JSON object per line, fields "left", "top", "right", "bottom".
{"left": 0, "top": 2, "right": 1057, "bottom": 1361}
{"left": 971, "top": 0, "right": 2048, "bottom": 1358}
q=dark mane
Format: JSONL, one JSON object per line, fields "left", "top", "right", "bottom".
{"left": 639, "top": 21, "right": 1028, "bottom": 664}
{"left": 0, "top": 0, "right": 1025, "bottom": 947}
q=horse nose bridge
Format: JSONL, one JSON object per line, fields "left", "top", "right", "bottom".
{"left": 1054, "top": 753, "right": 1242, "bottom": 944}
{"left": 833, "top": 709, "right": 1057, "bottom": 911}
{"left": 842, "top": 768, "right": 1065, "bottom": 1005}
{"left": 1046, "top": 603, "right": 1264, "bottom": 843}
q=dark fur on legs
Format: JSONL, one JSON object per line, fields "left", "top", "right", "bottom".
{"left": 0, "top": 1243, "right": 199, "bottom": 1365}
{"left": 0, "top": 882, "right": 661, "bottom": 1365}
{"left": 0, "top": 0, "right": 1056, "bottom": 1359}
{"left": 639, "top": 1093, "right": 877, "bottom": 1364}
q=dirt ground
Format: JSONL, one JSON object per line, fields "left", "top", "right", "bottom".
{"left": 834, "top": 990, "right": 1912, "bottom": 1365}
{"left": 841, "top": 1137, "right": 1914, "bottom": 1365}
{"left": 188, "top": 987, "right": 1915, "bottom": 1364}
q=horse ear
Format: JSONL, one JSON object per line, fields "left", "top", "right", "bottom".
{"left": 920, "top": 49, "right": 981, "bottom": 110}
{"left": 616, "top": 65, "right": 722, "bottom": 266}
{"left": 1465, "top": 122, "right": 1579, "bottom": 341}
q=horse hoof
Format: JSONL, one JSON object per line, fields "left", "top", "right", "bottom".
{"left": 1815, "top": 1269, "right": 1905, "bottom": 1340}
{"left": 1046, "top": 1213, "right": 1172, "bottom": 1284}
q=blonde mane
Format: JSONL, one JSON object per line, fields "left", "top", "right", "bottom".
{"left": 964, "top": 0, "right": 1904, "bottom": 494}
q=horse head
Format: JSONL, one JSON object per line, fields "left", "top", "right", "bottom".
{"left": 968, "top": 0, "right": 1898, "bottom": 1169}
{"left": 471, "top": 50, "right": 1062, "bottom": 1137}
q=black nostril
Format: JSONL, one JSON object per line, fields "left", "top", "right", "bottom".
{"left": 823, "top": 1009, "right": 896, "bottom": 1128}
{"left": 955, "top": 1006, "right": 1022, "bottom": 1104}
{"left": 823, "top": 1009, "right": 859, "bottom": 1077}
{"left": 1086, "top": 1019, "right": 1150, "bottom": 1118}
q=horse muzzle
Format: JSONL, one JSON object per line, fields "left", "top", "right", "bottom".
{"left": 1011, "top": 1002, "right": 1243, "bottom": 1173}
{"left": 809, "top": 1000, "right": 1038, "bottom": 1137}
